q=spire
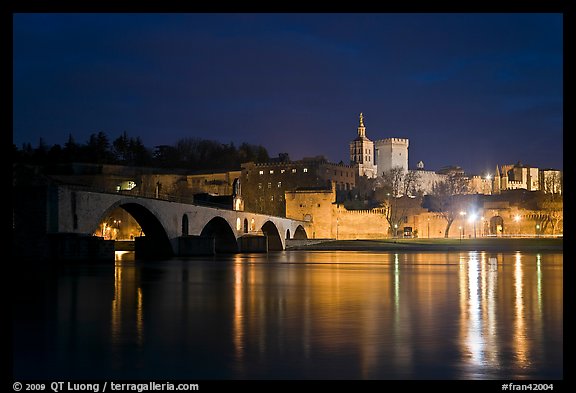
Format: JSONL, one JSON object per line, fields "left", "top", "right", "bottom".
{"left": 357, "top": 112, "right": 366, "bottom": 138}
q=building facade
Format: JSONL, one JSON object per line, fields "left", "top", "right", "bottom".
{"left": 241, "top": 157, "right": 356, "bottom": 217}
{"left": 285, "top": 184, "right": 563, "bottom": 239}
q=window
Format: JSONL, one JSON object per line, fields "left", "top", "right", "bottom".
{"left": 277, "top": 182, "right": 282, "bottom": 188}
{"left": 317, "top": 203, "right": 321, "bottom": 207}
{"left": 281, "top": 169, "right": 285, "bottom": 173}
{"left": 292, "top": 168, "right": 297, "bottom": 173}
{"left": 258, "top": 183, "right": 262, "bottom": 190}
{"left": 267, "top": 182, "right": 272, "bottom": 189}
{"left": 259, "top": 170, "right": 264, "bottom": 175}
{"left": 270, "top": 196, "right": 274, "bottom": 201}
{"left": 303, "top": 168, "right": 308, "bottom": 173}
{"left": 270, "top": 170, "right": 274, "bottom": 174}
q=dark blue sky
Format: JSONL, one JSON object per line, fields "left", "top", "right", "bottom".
{"left": 13, "top": 13, "right": 563, "bottom": 175}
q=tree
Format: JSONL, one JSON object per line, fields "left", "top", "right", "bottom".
{"left": 536, "top": 190, "right": 563, "bottom": 235}
{"left": 85, "top": 131, "right": 113, "bottom": 163}
{"left": 428, "top": 172, "right": 470, "bottom": 238}
{"left": 375, "top": 167, "right": 423, "bottom": 237}
{"left": 112, "top": 131, "right": 130, "bottom": 163}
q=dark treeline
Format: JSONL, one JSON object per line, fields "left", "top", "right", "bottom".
{"left": 13, "top": 131, "right": 270, "bottom": 170}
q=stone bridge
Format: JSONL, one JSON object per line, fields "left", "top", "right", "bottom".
{"left": 15, "top": 185, "right": 310, "bottom": 259}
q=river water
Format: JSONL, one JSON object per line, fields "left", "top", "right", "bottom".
{"left": 12, "top": 250, "right": 563, "bottom": 380}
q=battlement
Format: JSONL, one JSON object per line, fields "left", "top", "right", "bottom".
{"left": 336, "top": 205, "right": 387, "bottom": 215}
{"left": 244, "top": 160, "right": 353, "bottom": 169}
{"left": 375, "top": 138, "right": 409, "bottom": 145}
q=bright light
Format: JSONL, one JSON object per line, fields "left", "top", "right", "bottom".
{"left": 514, "top": 214, "right": 521, "bottom": 222}
{"left": 460, "top": 211, "right": 467, "bottom": 216}
{"left": 485, "top": 174, "right": 492, "bottom": 181}
{"left": 468, "top": 213, "right": 477, "bottom": 223}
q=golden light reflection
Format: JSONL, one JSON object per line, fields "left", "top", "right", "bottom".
{"left": 111, "top": 264, "right": 122, "bottom": 345}
{"left": 233, "top": 258, "right": 244, "bottom": 361}
{"left": 467, "top": 252, "right": 484, "bottom": 367}
{"left": 537, "top": 254, "right": 542, "bottom": 313}
{"left": 459, "top": 251, "right": 500, "bottom": 377}
{"left": 514, "top": 252, "right": 528, "bottom": 367}
{"left": 111, "top": 263, "right": 144, "bottom": 352}
{"left": 226, "top": 251, "right": 560, "bottom": 379}
{"left": 137, "top": 287, "right": 144, "bottom": 346}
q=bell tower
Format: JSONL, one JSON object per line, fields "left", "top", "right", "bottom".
{"left": 349, "top": 112, "right": 377, "bottom": 178}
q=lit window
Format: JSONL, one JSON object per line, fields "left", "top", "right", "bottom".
{"left": 259, "top": 170, "right": 264, "bottom": 175}
{"left": 303, "top": 168, "right": 308, "bottom": 173}
{"left": 292, "top": 168, "right": 297, "bottom": 173}
{"left": 281, "top": 169, "right": 285, "bottom": 173}
{"left": 268, "top": 182, "right": 271, "bottom": 189}
{"left": 258, "top": 183, "right": 262, "bottom": 189}
{"left": 277, "top": 182, "right": 282, "bottom": 188}
{"left": 270, "top": 196, "right": 274, "bottom": 201}
{"left": 270, "top": 170, "right": 274, "bottom": 174}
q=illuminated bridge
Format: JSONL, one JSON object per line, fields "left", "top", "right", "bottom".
{"left": 13, "top": 185, "right": 310, "bottom": 260}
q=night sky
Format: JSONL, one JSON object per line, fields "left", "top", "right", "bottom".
{"left": 12, "top": 13, "right": 563, "bottom": 175}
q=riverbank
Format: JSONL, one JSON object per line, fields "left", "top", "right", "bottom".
{"left": 286, "top": 237, "right": 563, "bottom": 252}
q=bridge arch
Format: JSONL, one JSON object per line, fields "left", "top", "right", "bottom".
{"left": 294, "top": 225, "right": 308, "bottom": 239}
{"left": 95, "top": 201, "right": 173, "bottom": 258}
{"left": 182, "top": 214, "right": 189, "bottom": 235}
{"left": 261, "top": 220, "right": 283, "bottom": 251}
{"left": 200, "top": 216, "right": 239, "bottom": 253}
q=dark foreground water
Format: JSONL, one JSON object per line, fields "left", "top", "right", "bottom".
{"left": 13, "top": 251, "right": 563, "bottom": 380}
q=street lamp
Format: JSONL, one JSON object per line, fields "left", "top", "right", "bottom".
{"left": 459, "top": 211, "right": 466, "bottom": 238}
{"left": 458, "top": 226, "right": 462, "bottom": 241}
{"left": 536, "top": 224, "right": 540, "bottom": 238}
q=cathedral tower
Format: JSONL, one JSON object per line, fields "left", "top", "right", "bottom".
{"left": 349, "top": 113, "right": 377, "bottom": 178}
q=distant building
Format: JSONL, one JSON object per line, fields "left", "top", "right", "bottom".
{"left": 412, "top": 161, "right": 447, "bottom": 195}
{"left": 468, "top": 174, "right": 493, "bottom": 195}
{"left": 241, "top": 157, "right": 356, "bottom": 217}
{"left": 493, "top": 162, "right": 539, "bottom": 194}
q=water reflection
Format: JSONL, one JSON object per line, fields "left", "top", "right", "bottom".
{"left": 12, "top": 251, "right": 562, "bottom": 380}
{"left": 111, "top": 259, "right": 144, "bottom": 366}
{"left": 225, "top": 251, "right": 561, "bottom": 379}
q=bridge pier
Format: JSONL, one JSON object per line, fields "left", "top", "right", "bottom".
{"left": 177, "top": 235, "right": 216, "bottom": 256}
{"left": 238, "top": 234, "right": 268, "bottom": 253}
{"left": 46, "top": 233, "right": 115, "bottom": 262}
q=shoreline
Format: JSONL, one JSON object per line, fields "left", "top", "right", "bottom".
{"left": 286, "top": 238, "right": 563, "bottom": 253}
